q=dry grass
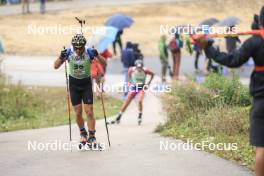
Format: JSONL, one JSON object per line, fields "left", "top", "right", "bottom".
{"left": 158, "top": 75, "right": 254, "bottom": 169}
{"left": 0, "top": 0, "right": 263, "bottom": 56}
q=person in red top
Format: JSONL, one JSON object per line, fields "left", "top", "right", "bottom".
{"left": 108, "top": 59, "right": 154, "bottom": 125}
{"left": 91, "top": 48, "right": 112, "bottom": 97}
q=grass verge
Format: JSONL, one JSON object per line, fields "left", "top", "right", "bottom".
{"left": 156, "top": 73, "right": 254, "bottom": 170}
{"left": 0, "top": 85, "right": 122, "bottom": 132}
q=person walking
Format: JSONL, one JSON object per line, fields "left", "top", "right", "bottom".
{"left": 169, "top": 33, "right": 183, "bottom": 80}
{"left": 159, "top": 35, "right": 169, "bottom": 83}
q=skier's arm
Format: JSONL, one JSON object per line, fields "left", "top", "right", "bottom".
{"left": 127, "top": 68, "right": 132, "bottom": 85}
{"left": 145, "top": 69, "right": 155, "bottom": 85}
{"left": 88, "top": 48, "right": 106, "bottom": 66}
{"left": 54, "top": 48, "right": 67, "bottom": 69}
{"left": 54, "top": 58, "right": 64, "bottom": 69}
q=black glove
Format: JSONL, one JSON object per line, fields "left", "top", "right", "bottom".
{"left": 92, "top": 49, "right": 99, "bottom": 57}
{"left": 59, "top": 48, "right": 67, "bottom": 60}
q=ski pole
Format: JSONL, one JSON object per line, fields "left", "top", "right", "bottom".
{"left": 185, "top": 29, "right": 264, "bottom": 54}
{"left": 95, "top": 59, "right": 111, "bottom": 147}
{"left": 75, "top": 17, "right": 85, "bottom": 34}
{"left": 64, "top": 47, "right": 72, "bottom": 142}
{"left": 99, "top": 86, "right": 111, "bottom": 147}
{"left": 189, "top": 29, "right": 264, "bottom": 44}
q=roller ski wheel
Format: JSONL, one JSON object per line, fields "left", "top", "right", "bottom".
{"left": 87, "top": 136, "right": 102, "bottom": 151}
{"left": 78, "top": 135, "right": 88, "bottom": 150}
{"left": 78, "top": 141, "right": 102, "bottom": 151}
{"left": 86, "top": 142, "right": 103, "bottom": 151}
{"left": 106, "top": 120, "right": 116, "bottom": 125}
{"left": 106, "top": 119, "right": 120, "bottom": 125}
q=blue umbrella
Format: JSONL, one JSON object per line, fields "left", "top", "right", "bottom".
{"left": 105, "top": 13, "right": 134, "bottom": 30}
{"left": 87, "top": 26, "right": 119, "bottom": 52}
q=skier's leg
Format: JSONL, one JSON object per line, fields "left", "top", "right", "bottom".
{"left": 82, "top": 79, "right": 96, "bottom": 142}
{"left": 113, "top": 92, "right": 136, "bottom": 124}
{"left": 137, "top": 91, "right": 145, "bottom": 125}
{"left": 73, "top": 104, "right": 87, "bottom": 142}
{"left": 84, "top": 104, "right": 97, "bottom": 143}
{"left": 73, "top": 104, "right": 84, "bottom": 128}
{"left": 84, "top": 104, "right": 95, "bottom": 131}
{"left": 70, "top": 82, "right": 87, "bottom": 142}
{"left": 120, "top": 92, "right": 137, "bottom": 113}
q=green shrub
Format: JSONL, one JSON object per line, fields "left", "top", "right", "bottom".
{"left": 164, "top": 80, "right": 221, "bottom": 123}
{"left": 202, "top": 72, "right": 251, "bottom": 106}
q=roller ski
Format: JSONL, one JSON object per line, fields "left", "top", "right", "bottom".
{"left": 106, "top": 113, "right": 122, "bottom": 125}
{"left": 78, "top": 136, "right": 103, "bottom": 151}
{"left": 78, "top": 130, "right": 102, "bottom": 151}
{"left": 78, "top": 129, "right": 88, "bottom": 149}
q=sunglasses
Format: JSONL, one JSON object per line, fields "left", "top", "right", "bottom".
{"left": 74, "top": 46, "right": 84, "bottom": 50}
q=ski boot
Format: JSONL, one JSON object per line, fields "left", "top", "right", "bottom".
{"left": 138, "top": 113, "right": 142, "bottom": 126}
{"left": 78, "top": 129, "right": 88, "bottom": 149}
{"left": 87, "top": 135, "right": 102, "bottom": 151}
{"left": 107, "top": 113, "right": 122, "bottom": 125}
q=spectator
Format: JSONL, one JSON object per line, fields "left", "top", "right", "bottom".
{"left": 40, "top": 0, "right": 46, "bottom": 14}
{"left": 22, "top": 0, "right": 30, "bottom": 14}
{"left": 121, "top": 42, "right": 136, "bottom": 96}
{"left": 158, "top": 35, "right": 168, "bottom": 83}
{"left": 169, "top": 33, "right": 183, "bottom": 80}
{"left": 132, "top": 43, "right": 144, "bottom": 61}
{"left": 113, "top": 30, "right": 123, "bottom": 56}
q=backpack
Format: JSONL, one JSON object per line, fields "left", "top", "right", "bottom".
{"left": 169, "top": 38, "right": 179, "bottom": 53}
